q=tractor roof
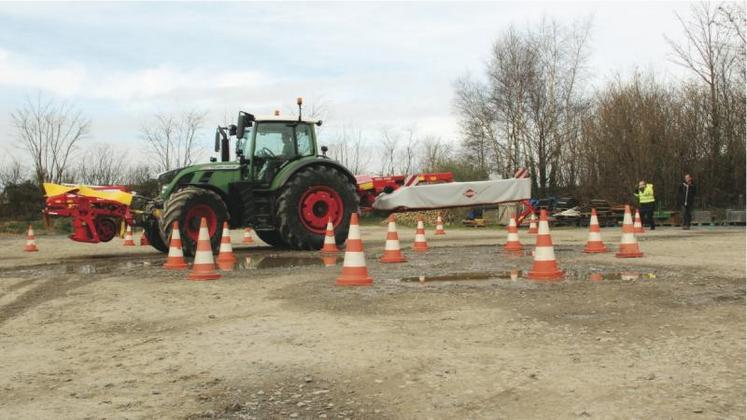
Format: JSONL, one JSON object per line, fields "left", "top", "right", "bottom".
{"left": 253, "top": 115, "right": 321, "bottom": 124}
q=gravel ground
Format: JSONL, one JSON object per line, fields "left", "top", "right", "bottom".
{"left": 0, "top": 224, "right": 744, "bottom": 419}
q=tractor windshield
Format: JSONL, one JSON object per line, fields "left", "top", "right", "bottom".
{"left": 249, "top": 122, "right": 314, "bottom": 159}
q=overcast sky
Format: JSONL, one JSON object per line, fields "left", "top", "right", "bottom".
{"left": 0, "top": 1, "right": 696, "bottom": 167}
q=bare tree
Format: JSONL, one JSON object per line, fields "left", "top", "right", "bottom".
{"left": 11, "top": 95, "right": 90, "bottom": 185}
{"left": 327, "top": 124, "right": 371, "bottom": 174}
{"left": 398, "top": 127, "right": 420, "bottom": 175}
{"left": 379, "top": 127, "right": 400, "bottom": 175}
{"left": 76, "top": 144, "right": 129, "bottom": 185}
{"left": 454, "top": 17, "right": 592, "bottom": 194}
{"left": 666, "top": 1, "right": 746, "bottom": 204}
{"left": 0, "top": 158, "right": 26, "bottom": 188}
{"left": 141, "top": 110, "right": 207, "bottom": 172}
{"left": 419, "top": 136, "right": 450, "bottom": 172}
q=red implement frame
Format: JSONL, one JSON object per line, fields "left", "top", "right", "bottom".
{"left": 43, "top": 186, "right": 132, "bottom": 243}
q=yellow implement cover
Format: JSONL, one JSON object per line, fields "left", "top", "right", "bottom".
{"left": 43, "top": 183, "right": 133, "bottom": 206}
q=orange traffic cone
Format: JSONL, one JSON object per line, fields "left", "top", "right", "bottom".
{"left": 123, "top": 225, "right": 135, "bottom": 246}
{"left": 140, "top": 229, "right": 150, "bottom": 246}
{"left": 321, "top": 218, "right": 338, "bottom": 254}
{"left": 412, "top": 215, "right": 429, "bottom": 252}
{"left": 163, "top": 221, "right": 188, "bottom": 270}
{"left": 24, "top": 224, "right": 38, "bottom": 252}
{"left": 633, "top": 209, "right": 645, "bottom": 234}
{"left": 336, "top": 213, "right": 373, "bottom": 286}
{"left": 503, "top": 216, "right": 523, "bottom": 252}
{"left": 616, "top": 205, "right": 644, "bottom": 258}
{"left": 380, "top": 214, "right": 407, "bottom": 263}
{"left": 242, "top": 227, "right": 254, "bottom": 244}
{"left": 527, "top": 213, "right": 538, "bottom": 234}
{"left": 216, "top": 221, "right": 237, "bottom": 265}
{"left": 434, "top": 214, "right": 446, "bottom": 235}
{"left": 583, "top": 208, "right": 609, "bottom": 253}
{"left": 527, "top": 209, "right": 564, "bottom": 280}
{"left": 188, "top": 218, "right": 221, "bottom": 280}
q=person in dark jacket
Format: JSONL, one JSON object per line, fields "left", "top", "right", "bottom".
{"left": 677, "top": 174, "right": 697, "bottom": 229}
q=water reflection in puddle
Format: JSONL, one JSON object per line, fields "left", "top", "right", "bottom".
{"left": 401, "top": 270, "right": 522, "bottom": 283}
{"left": 401, "top": 270, "right": 657, "bottom": 284}
{"left": 235, "top": 255, "right": 341, "bottom": 270}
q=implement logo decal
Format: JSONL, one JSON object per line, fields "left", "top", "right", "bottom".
{"left": 464, "top": 189, "right": 476, "bottom": 198}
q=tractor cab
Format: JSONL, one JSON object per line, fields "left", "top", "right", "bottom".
{"left": 236, "top": 116, "right": 319, "bottom": 186}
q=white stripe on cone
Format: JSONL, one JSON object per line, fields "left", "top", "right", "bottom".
{"left": 620, "top": 232, "right": 637, "bottom": 244}
{"left": 168, "top": 229, "right": 184, "bottom": 258}
{"left": 538, "top": 219, "right": 550, "bottom": 235}
{"left": 415, "top": 221, "right": 426, "bottom": 241}
{"left": 589, "top": 231, "right": 602, "bottom": 241}
{"left": 623, "top": 210, "right": 633, "bottom": 226}
{"left": 347, "top": 221, "right": 361, "bottom": 240}
{"left": 342, "top": 251, "right": 366, "bottom": 267}
{"left": 193, "top": 225, "right": 215, "bottom": 265}
{"left": 385, "top": 239, "right": 400, "bottom": 250}
{"left": 534, "top": 246, "right": 556, "bottom": 261}
{"left": 219, "top": 226, "right": 233, "bottom": 253}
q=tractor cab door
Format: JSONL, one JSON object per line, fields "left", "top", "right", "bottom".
{"left": 248, "top": 122, "right": 314, "bottom": 187}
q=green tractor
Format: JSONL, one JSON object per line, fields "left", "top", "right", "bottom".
{"left": 141, "top": 98, "right": 359, "bottom": 256}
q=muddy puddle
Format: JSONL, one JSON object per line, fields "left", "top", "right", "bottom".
{"left": 0, "top": 253, "right": 342, "bottom": 279}
{"left": 222, "top": 255, "right": 341, "bottom": 271}
{"left": 398, "top": 270, "right": 657, "bottom": 284}
{"left": 400, "top": 271, "right": 522, "bottom": 282}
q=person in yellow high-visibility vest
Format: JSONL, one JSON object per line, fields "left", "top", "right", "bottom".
{"left": 634, "top": 180, "right": 656, "bottom": 230}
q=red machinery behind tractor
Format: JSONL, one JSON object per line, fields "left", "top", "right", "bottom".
{"left": 43, "top": 169, "right": 535, "bottom": 245}
{"left": 355, "top": 172, "right": 455, "bottom": 209}
{"left": 42, "top": 183, "right": 137, "bottom": 243}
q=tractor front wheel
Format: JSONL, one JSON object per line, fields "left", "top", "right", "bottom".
{"left": 160, "top": 187, "right": 229, "bottom": 257}
{"left": 144, "top": 217, "right": 169, "bottom": 253}
{"left": 275, "top": 166, "right": 358, "bottom": 250}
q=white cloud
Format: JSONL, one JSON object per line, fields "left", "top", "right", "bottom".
{"left": 0, "top": 48, "right": 266, "bottom": 101}
{"left": 0, "top": 48, "right": 87, "bottom": 96}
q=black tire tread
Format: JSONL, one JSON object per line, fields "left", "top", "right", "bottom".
{"left": 275, "top": 166, "right": 358, "bottom": 250}
{"left": 159, "top": 186, "right": 229, "bottom": 256}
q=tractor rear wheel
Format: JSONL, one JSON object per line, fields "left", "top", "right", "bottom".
{"left": 275, "top": 166, "right": 358, "bottom": 250}
{"left": 160, "top": 186, "right": 229, "bottom": 257}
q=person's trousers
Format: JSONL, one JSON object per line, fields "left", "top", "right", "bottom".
{"left": 682, "top": 205, "right": 692, "bottom": 227}
{"left": 640, "top": 203, "right": 656, "bottom": 230}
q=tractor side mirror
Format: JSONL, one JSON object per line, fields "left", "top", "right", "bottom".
{"left": 229, "top": 124, "right": 237, "bottom": 136}
{"left": 214, "top": 129, "right": 221, "bottom": 153}
{"left": 320, "top": 145, "right": 328, "bottom": 157}
{"left": 236, "top": 112, "right": 255, "bottom": 139}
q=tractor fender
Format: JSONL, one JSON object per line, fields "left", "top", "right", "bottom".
{"left": 176, "top": 184, "right": 231, "bottom": 211}
{"left": 271, "top": 159, "right": 357, "bottom": 190}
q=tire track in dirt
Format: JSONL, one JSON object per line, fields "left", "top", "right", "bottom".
{"left": 0, "top": 276, "right": 97, "bottom": 326}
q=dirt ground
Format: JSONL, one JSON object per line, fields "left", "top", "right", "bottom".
{"left": 0, "top": 224, "right": 744, "bottom": 419}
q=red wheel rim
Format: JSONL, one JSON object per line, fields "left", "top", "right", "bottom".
{"left": 95, "top": 218, "right": 117, "bottom": 242}
{"left": 183, "top": 204, "right": 218, "bottom": 242}
{"left": 299, "top": 186, "right": 343, "bottom": 234}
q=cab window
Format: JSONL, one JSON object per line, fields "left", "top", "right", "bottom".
{"left": 254, "top": 123, "right": 295, "bottom": 158}
{"left": 296, "top": 124, "right": 313, "bottom": 156}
